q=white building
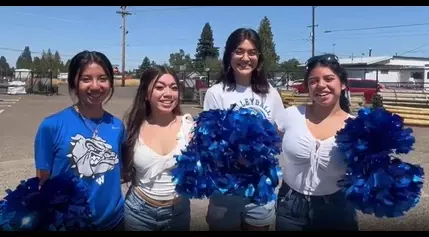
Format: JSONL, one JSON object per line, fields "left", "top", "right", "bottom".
{"left": 338, "top": 56, "right": 429, "bottom": 88}
{"left": 13, "top": 69, "right": 32, "bottom": 82}
{"left": 58, "top": 73, "right": 68, "bottom": 80}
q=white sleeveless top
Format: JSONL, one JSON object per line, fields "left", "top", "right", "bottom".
{"left": 278, "top": 105, "right": 353, "bottom": 196}
{"left": 133, "top": 114, "right": 194, "bottom": 201}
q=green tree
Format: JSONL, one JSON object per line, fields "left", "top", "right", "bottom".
{"left": 0, "top": 56, "right": 11, "bottom": 77}
{"left": 63, "top": 59, "right": 71, "bottom": 72}
{"left": 194, "top": 22, "right": 219, "bottom": 71}
{"left": 169, "top": 49, "right": 194, "bottom": 72}
{"left": 46, "top": 49, "right": 54, "bottom": 72}
{"left": 32, "top": 57, "right": 42, "bottom": 72}
{"left": 16, "top": 46, "right": 33, "bottom": 69}
{"left": 204, "top": 57, "right": 222, "bottom": 72}
{"left": 40, "top": 50, "right": 48, "bottom": 72}
{"left": 257, "top": 16, "right": 279, "bottom": 71}
{"left": 140, "top": 57, "right": 151, "bottom": 70}
{"left": 278, "top": 58, "right": 304, "bottom": 81}
{"left": 136, "top": 56, "right": 151, "bottom": 78}
{"left": 278, "top": 58, "right": 300, "bottom": 71}
{"left": 53, "top": 50, "right": 63, "bottom": 77}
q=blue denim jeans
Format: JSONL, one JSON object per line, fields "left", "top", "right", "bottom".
{"left": 206, "top": 193, "right": 276, "bottom": 231}
{"left": 124, "top": 187, "right": 191, "bottom": 231}
{"left": 275, "top": 183, "right": 359, "bottom": 231}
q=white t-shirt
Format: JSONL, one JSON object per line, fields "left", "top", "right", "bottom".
{"left": 278, "top": 105, "right": 352, "bottom": 196}
{"left": 203, "top": 82, "right": 285, "bottom": 131}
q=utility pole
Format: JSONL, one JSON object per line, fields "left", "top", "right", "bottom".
{"left": 116, "top": 6, "right": 131, "bottom": 87}
{"left": 307, "top": 6, "right": 318, "bottom": 57}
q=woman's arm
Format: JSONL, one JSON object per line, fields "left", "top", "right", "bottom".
{"left": 119, "top": 123, "right": 132, "bottom": 185}
{"left": 34, "top": 118, "right": 56, "bottom": 185}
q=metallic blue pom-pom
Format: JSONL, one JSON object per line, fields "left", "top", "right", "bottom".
{"left": 336, "top": 107, "right": 424, "bottom": 218}
{"left": 0, "top": 171, "right": 93, "bottom": 231}
{"left": 171, "top": 105, "right": 282, "bottom": 204}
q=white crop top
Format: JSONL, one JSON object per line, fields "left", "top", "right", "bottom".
{"left": 278, "top": 105, "right": 353, "bottom": 196}
{"left": 133, "top": 114, "right": 194, "bottom": 201}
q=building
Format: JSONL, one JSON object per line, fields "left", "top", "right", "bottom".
{"left": 13, "top": 69, "right": 32, "bottom": 82}
{"left": 338, "top": 56, "right": 429, "bottom": 88}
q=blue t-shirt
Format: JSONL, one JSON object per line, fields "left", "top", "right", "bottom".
{"left": 34, "top": 106, "right": 125, "bottom": 230}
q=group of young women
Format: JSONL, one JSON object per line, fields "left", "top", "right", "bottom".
{"left": 34, "top": 27, "right": 359, "bottom": 231}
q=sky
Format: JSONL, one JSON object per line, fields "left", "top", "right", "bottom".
{"left": 1, "top": 6, "right": 429, "bottom": 71}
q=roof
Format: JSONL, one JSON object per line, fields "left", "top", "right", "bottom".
{"left": 338, "top": 56, "right": 391, "bottom": 65}
{"left": 299, "top": 55, "right": 429, "bottom": 67}
{"left": 298, "top": 56, "right": 391, "bottom": 67}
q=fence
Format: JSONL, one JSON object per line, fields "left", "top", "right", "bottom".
{"left": 0, "top": 70, "right": 58, "bottom": 95}
{"left": 28, "top": 71, "right": 58, "bottom": 95}
{"left": 176, "top": 69, "right": 304, "bottom": 104}
{"left": 161, "top": 66, "right": 429, "bottom": 105}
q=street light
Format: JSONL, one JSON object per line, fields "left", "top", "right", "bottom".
{"left": 205, "top": 67, "right": 211, "bottom": 87}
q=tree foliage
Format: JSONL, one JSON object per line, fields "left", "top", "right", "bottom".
{"left": 194, "top": 23, "right": 220, "bottom": 71}
{"left": 16, "top": 46, "right": 33, "bottom": 70}
{"left": 257, "top": 16, "right": 280, "bottom": 71}
{"left": 169, "top": 49, "right": 194, "bottom": 72}
{"left": 3, "top": 18, "right": 307, "bottom": 81}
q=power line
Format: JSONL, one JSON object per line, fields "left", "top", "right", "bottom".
{"left": 398, "top": 42, "right": 429, "bottom": 56}
{"left": 324, "top": 22, "right": 429, "bottom": 33}
{"left": 322, "top": 32, "right": 429, "bottom": 41}
{"left": 132, "top": 6, "right": 206, "bottom": 13}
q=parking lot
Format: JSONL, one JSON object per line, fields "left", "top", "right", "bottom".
{"left": 1, "top": 85, "right": 429, "bottom": 230}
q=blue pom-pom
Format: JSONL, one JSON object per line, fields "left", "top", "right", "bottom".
{"left": 0, "top": 171, "right": 93, "bottom": 231}
{"left": 171, "top": 105, "right": 282, "bottom": 205}
{"left": 336, "top": 107, "right": 424, "bottom": 218}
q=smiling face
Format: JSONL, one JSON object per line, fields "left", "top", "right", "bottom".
{"left": 148, "top": 73, "right": 179, "bottom": 114}
{"left": 76, "top": 63, "right": 111, "bottom": 107}
{"left": 307, "top": 66, "right": 345, "bottom": 108}
{"left": 230, "top": 39, "right": 259, "bottom": 79}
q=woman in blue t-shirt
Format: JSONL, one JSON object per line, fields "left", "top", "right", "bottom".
{"left": 34, "top": 50, "right": 125, "bottom": 230}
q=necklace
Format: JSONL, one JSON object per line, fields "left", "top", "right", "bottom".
{"left": 75, "top": 106, "right": 103, "bottom": 138}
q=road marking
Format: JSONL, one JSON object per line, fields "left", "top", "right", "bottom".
{"left": 0, "top": 96, "right": 20, "bottom": 113}
{"left": 0, "top": 109, "right": 3, "bottom": 114}
{"left": 0, "top": 99, "right": 20, "bottom": 102}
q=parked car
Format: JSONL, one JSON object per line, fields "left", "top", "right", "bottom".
{"left": 290, "top": 79, "right": 383, "bottom": 104}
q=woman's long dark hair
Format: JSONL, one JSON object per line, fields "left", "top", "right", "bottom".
{"left": 121, "top": 66, "right": 182, "bottom": 183}
{"left": 216, "top": 28, "right": 270, "bottom": 95}
{"left": 304, "top": 54, "right": 350, "bottom": 113}
{"left": 67, "top": 50, "right": 114, "bottom": 104}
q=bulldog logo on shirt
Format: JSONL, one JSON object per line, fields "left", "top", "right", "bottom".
{"left": 67, "top": 134, "right": 119, "bottom": 181}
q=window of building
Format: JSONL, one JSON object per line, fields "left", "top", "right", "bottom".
{"left": 380, "top": 70, "right": 389, "bottom": 74}
{"left": 412, "top": 72, "right": 423, "bottom": 79}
